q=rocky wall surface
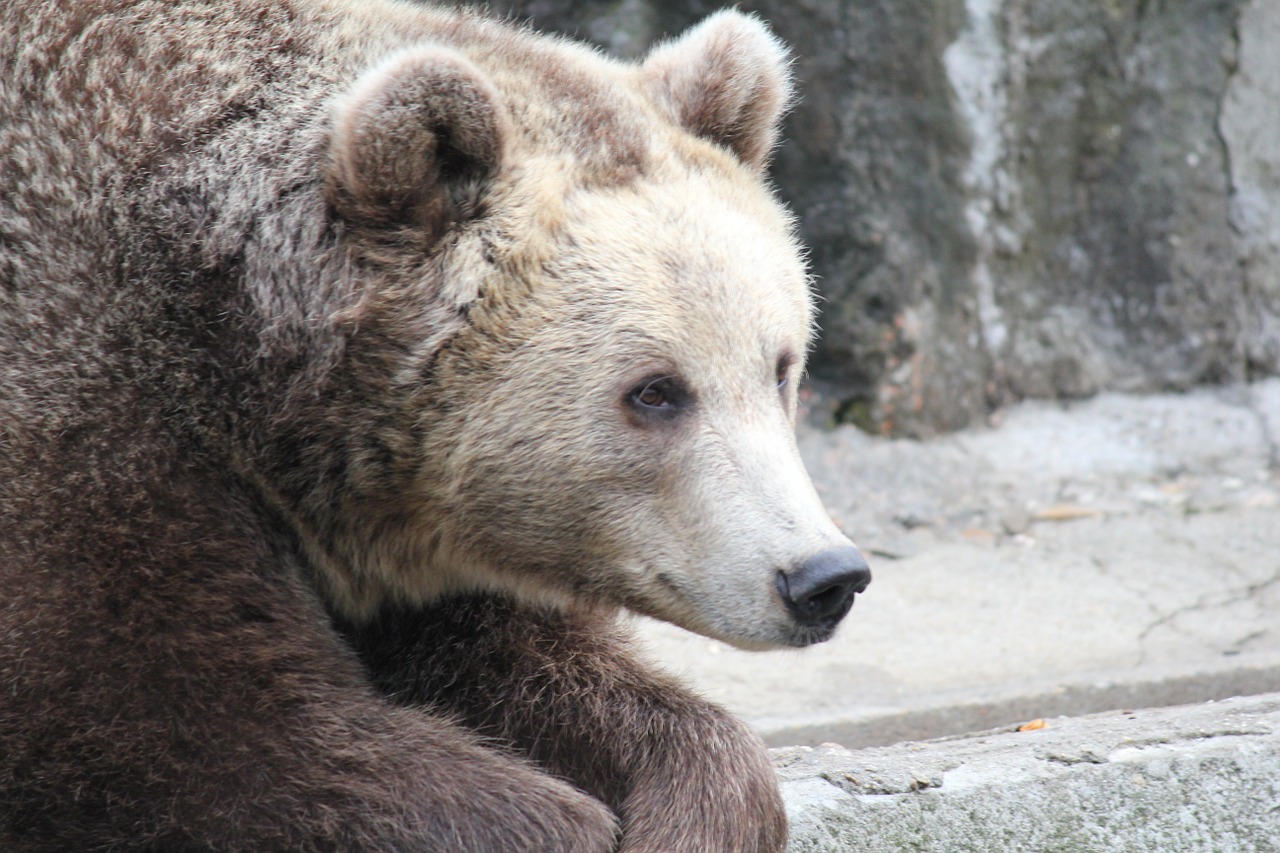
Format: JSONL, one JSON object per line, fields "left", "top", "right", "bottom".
{"left": 449, "top": 0, "right": 1280, "bottom": 435}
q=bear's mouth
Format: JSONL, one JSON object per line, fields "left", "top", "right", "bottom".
{"left": 781, "top": 602, "right": 854, "bottom": 648}
{"left": 624, "top": 562, "right": 862, "bottom": 650}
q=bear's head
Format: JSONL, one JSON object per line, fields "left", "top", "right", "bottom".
{"left": 318, "top": 11, "right": 869, "bottom": 649}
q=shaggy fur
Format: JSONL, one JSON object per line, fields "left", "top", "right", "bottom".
{"left": 1, "top": 0, "right": 855, "bottom": 849}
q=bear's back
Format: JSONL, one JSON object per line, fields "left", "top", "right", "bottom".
{"left": 0, "top": 0, "right": 646, "bottom": 384}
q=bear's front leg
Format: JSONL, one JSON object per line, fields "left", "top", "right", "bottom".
{"left": 346, "top": 596, "right": 788, "bottom": 853}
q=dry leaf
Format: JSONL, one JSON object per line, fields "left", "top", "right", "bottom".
{"left": 1033, "top": 505, "right": 1101, "bottom": 522}
{"left": 1018, "top": 718, "right": 1047, "bottom": 732}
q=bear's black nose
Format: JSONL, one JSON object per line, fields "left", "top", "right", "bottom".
{"left": 776, "top": 546, "right": 871, "bottom": 628}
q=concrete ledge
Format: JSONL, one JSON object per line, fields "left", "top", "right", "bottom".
{"left": 758, "top": 651, "right": 1280, "bottom": 749}
{"left": 775, "top": 693, "right": 1280, "bottom": 852}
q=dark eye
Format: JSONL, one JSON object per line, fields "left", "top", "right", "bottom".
{"left": 636, "top": 383, "right": 668, "bottom": 408}
{"left": 626, "top": 375, "right": 691, "bottom": 420}
{"left": 776, "top": 355, "right": 793, "bottom": 392}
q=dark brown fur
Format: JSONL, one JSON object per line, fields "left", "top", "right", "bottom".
{"left": 1, "top": 0, "right": 793, "bottom": 849}
{"left": 346, "top": 598, "right": 786, "bottom": 852}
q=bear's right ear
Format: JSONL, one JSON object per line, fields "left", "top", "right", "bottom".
{"left": 326, "top": 48, "right": 508, "bottom": 236}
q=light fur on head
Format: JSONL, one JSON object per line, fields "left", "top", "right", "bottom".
{"left": 300, "top": 11, "right": 855, "bottom": 650}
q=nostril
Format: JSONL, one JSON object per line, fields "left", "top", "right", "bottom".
{"left": 808, "top": 583, "right": 850, "bottom": 613}
{"left": 777, "top": 546, "right": 872, "bottom": 627}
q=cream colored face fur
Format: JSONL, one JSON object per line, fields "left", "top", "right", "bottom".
{"left": 320, "top": 10, "right": 861, "bottom": 649}
{"left": 427, "top": 161, "right": 857, "bottom": 649}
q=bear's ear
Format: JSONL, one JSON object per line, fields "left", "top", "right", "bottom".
{"left": 326, "top": 48, "right": 508, "bottom": 235}
{"left": 640, "top": 11, "right": 793, "bottom": 171}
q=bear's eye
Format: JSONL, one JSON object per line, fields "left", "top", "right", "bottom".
{"left": 637, "top": 384, "right": 667, "bottom": 407}
{"left": 776, "top": 355, "right": 794, "bottom": 392}
{"left": 626, "top": 375, "right": 692, "bottom": 420}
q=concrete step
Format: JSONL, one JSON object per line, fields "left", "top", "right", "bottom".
{"left": 774, "top": 693, "right": 1280, "bottom": 852}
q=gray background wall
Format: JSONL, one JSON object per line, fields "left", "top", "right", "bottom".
{"left": 452, "top": 0, "right": 1280, "bottom": 436}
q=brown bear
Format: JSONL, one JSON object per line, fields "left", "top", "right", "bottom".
{"left": 0, "top": 0, "right": 871, "bottom": 850}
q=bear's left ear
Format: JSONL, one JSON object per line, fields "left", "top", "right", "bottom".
{"left": 640, "top": 11, "right": 793, "bottom": 171}
{"left": 326, "top": 47, "right": 508, "bottom": 236}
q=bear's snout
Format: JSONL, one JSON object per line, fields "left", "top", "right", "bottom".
{"left": 776, "top": 546, "right": 871, "bottom": 636}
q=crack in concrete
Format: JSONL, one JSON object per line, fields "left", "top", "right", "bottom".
{"left": 1129, "top": 531, "right": 1214, "bottom": 665}
{"left": 1227, "top": 629, "right": 1270, "bottom": 655}
{"left": 1089, "top": 554, "right": 1164, "bottom": 669}
{"left": 1137, "top": 569, "right": 1280, "bottom": 656}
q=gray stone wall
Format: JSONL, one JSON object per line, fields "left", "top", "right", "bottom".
{"left": 451, "top": 0, "right": 1280, "bottom": 435}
